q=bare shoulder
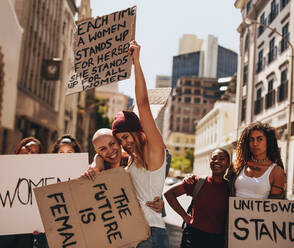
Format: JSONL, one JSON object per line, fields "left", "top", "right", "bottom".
{"left": 272, "top": 165, "right": 285, "bottom": 176}
{"left": 270, "top": 165, "right": 285, "bottom": 183}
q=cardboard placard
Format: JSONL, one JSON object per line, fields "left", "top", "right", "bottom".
{"left": 229, "top": 197, "right": 294, "bottom": 248}
{"left": 34, "top": 167, "right": 150, "bottom": 248}
{"left": 66, "top": 6, "right": 136, "bottom": 95}
{"left": 0, "top": 153, "right": 89, "bottom": 235}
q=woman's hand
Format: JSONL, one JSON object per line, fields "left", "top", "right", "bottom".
{"left": 183, "top": 214, "right": 192, "bottom": 225}
{"left": 80, "top": 166, "right": 98, "bottom": 181}
{"left": 145, "top": 196, "right": 164, "bottom": 213}
{"left": 129, "top": 40, "right": 140, "bottom": 64}
{"left": 183, "top": 174, "right": 196, "bottom": 184}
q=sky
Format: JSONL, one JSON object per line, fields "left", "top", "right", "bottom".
{"left": 78, "top": 0, "right": 242, "bottom": 98}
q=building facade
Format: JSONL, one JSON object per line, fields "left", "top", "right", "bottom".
{"left": 0, "top": 0, "right": 23, "bottom": 153}
{"left": 166, "top": 132, "right": 195, "bottom": 157}
{"left": 171, "top": 52, "right": 201, "bottom": 89}
{"left": 235, "top": 0, "right": 294, "bottom": 197}
{"left": 9, "top": 0, "right": 78, "bottom": 152}
{"left": 155, "top": 75, "right": 171, "bottom": 88}
{"left": 170, "top": 76, "right": 219, "bottom": 134}
{"left": 95, "top": 90, "right": 129, "bottom": 121}
{"left": 178, "top": 34, "right": 203, "bottom": 55}
{"left": 171, "top": 35, "right": 238, "bottom": 89}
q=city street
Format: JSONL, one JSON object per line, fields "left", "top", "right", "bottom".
{"left": 163, "top": 181, "right": 192, "bottom": 247}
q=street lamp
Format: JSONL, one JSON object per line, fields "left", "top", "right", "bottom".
{"left": 245, "top": 17, "right": 294, "bottom": 195}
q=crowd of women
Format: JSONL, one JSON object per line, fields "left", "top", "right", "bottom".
{"left": 1, "top": 40, "right": 287, "bottom": 248}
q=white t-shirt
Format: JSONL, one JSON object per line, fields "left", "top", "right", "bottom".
{"left": 126, "top": 154, "right": 167, "bottom": 229}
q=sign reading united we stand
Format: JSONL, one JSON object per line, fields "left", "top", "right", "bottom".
{"left": 66, "top": 6, "right": 136, "bottom": 95}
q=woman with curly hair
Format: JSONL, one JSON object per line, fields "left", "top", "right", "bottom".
{"left": 227, "top": 121, "right": 286, "bottom": 199}
{"left": 51, "top": 134, "right": 82, "bottom": 153}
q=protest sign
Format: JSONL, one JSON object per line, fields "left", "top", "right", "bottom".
{"left": 66, "top": 6, "right": 136, "bottom": 95}
{"left": 0, "top": 153, "right": 88, "bottom": 235}
{"left": 34, "top": 167, "right": 150, "bottom": 248}
{"left": 228, "top": 197, "right": 294, "bottom": 248}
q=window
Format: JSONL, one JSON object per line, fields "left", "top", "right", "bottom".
{"left": 268, "top": 79, "right": 273, "bottom": 92}
{"left": 246, "top": 0, "right": 252, "bottom": 15}
{"left": 184, "top": 88, "right": 191, "bottom": 94}
{"left": 243, "top": 64, "right": 248, "bottom": 86}
{"left": 266, "top": 79, "right": 275, "bottom": 108}
{"left": 194, "top": 81, "right": 200, "bottom": 87}
{"left": 194, "top": 89, "right": 200, "bottom": 95}
{"left": 184, "top": 97, "right": 191, "bottom": 103}
{"left": 178, "top": 97, "right": 181, "bottom": 102}
{"left": 241, "top": 98, "right": 246, "bottom": 122}
{"left": 256, "top": 49, "right": 264, "bottom": 73}
{"left": 280, "top": 0, "right": 289, "bottom": 11}
{"left": 280, "top": 23, "right": 289, "bottom": 53}
{"left": 185, "top": 80, "right": 192, "bottom": 86}
{"left": 254, "top": 88, "right": 263, "bottom": 115}
{"left": 268, "top": 38, "right": 276, "bottom": 64}
{"left": 194, "top": 98, "right": 200, "bottom": 103}
{"left": 259, "top": 13, "right": 266, "bottom": 36}
{"left": 268, "top": 0, "right": 278, "bottom": 24}
{"left": 278, "top": 68, "right": 288, "bottom": 102}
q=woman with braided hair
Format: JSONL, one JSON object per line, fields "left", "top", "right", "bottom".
{"left": 227, "top": 121, "right": 286, "bottom": 199}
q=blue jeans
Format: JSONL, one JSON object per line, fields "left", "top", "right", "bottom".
{"left": 137, "top": 227, "right": 169, "bottom": 248}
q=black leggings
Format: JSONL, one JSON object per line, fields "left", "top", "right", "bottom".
{"left": 180, "top": 225, "right": 225, "bottom": 248}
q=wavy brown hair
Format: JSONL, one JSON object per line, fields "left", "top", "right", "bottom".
{"left": 234, "top": 122, "right": 284, "bottom": 171}
{"left": 125, "top": 131, "right": 148, "bottom": 169}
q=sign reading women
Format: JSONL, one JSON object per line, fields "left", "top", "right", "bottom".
{"left": 0, "top": 153, "right": 88, "bottom": 235}
{"left": 67, "top": 6, "right": 136, "bottom": 95}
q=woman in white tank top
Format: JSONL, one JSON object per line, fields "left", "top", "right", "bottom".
{"left": 227, "top": 122, "right": 286, "bottom": 199}
{"left": 111, "top": 41, "right": 169, "bottom": 248}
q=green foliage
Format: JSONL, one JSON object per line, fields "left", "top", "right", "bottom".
{"left": 95, "top": 97, "right": 111, "bottom": 130}
{"left": 171, "top": 149, "right": 194, "bottom": 173}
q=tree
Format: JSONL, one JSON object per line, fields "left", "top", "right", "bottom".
{"left": 95, "top": 97, "right": 111, "bottom": 130}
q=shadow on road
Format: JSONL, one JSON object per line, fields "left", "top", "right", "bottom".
{"left": 166, "top": 223, "right": 182, "bottom": 248}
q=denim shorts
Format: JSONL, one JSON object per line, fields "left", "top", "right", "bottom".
{"left": 137, "top": 227, "right": 169, "bottom": 248}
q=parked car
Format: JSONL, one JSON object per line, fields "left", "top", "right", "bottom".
{"left": 165, "top": 177, "right": 181, "bottom": 186}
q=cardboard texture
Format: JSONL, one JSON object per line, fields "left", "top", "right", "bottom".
{"left": 67, "top": 6, "right": 136, "bottom": 95}
{"left": 228, "top": 197, "right": 294, "bottom": 248}
{"left": 34, "top": 167, "right": 150, "bottom": 248}
{"left": 0, "top": 153, "right": 89, "bottom": 235}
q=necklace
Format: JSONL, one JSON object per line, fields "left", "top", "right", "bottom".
{"left": 246, "top": 165, "right": 261, "bottom": 172}
{"left": 251, "top": 156, "right": 269, "bottom": 164}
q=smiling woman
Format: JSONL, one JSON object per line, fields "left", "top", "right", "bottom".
{"left": 164, "top": 148, "right": 231, "bottom": 248}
